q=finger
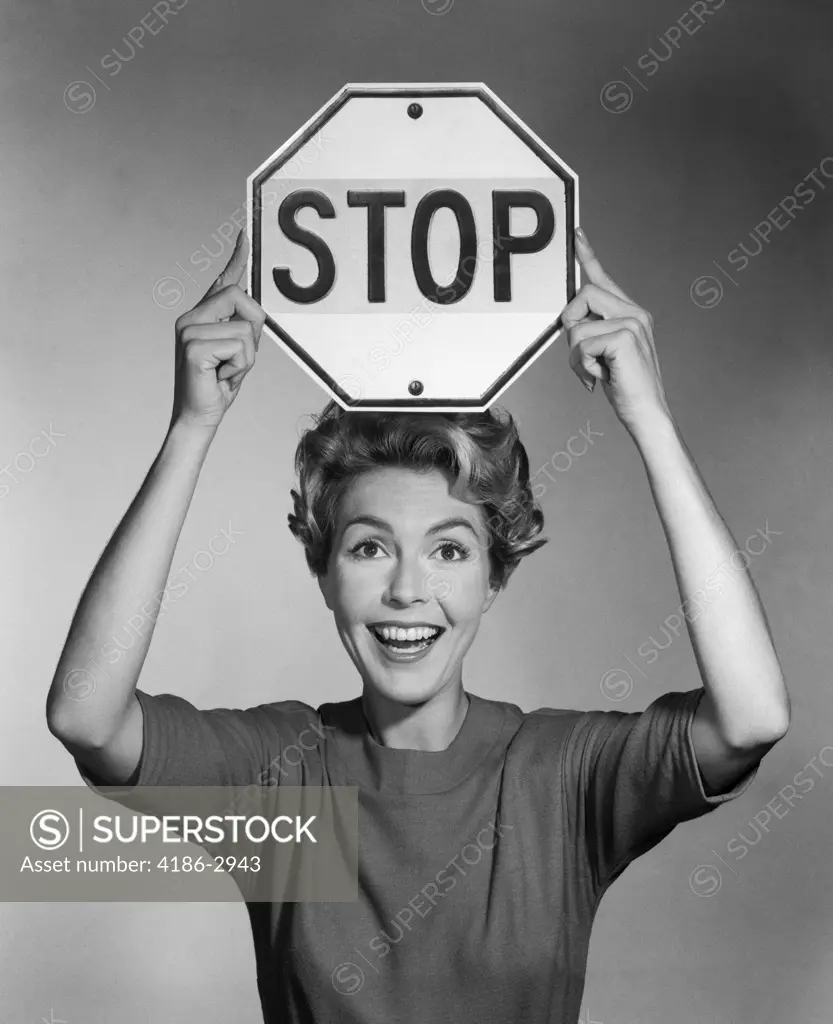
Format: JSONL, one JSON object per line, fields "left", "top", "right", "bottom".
{"left": 178, "top": 284, "right": 266, "bottom": 339}
{"left": 566, "top": 316, "right": 650, "bottom": 351}
{"left": 203, "top": 230, "right": 249, "bottom": 300}
{"left": 560, "top": 283, "right": 634, "bottom": 329}
{"left": 217, "top": 349, "right": 250, "bottom": 381}
{"left": 568, "top": 328, "right": 627, "bottom": 389}
{"left": 221, "top": 307, "right": 264, "bottom": 354}
{"left": 227, "top": 296, "right": 265, "bottom": 354}
{"left": 569, "top": 328, "right": 638, "bottom": 390}
{"left": 575, "top": 228, "right": 633, "bottom": 303}
{"left": 232, "top": 308, "right": 263, "bottom": 354}
{"left": 179, "top": 319, "right": 257, "bottom": 374}
{"left": 568, "top": 338, "right": 604, "bottom": 390}
{"left": 178, "top": 320, "right": 257, "bottom": 343}
{"left": 225, "top": 370, "right": 248, "bottom": 392}
{"left": 184, "top": 337, "right": 251, "bottom": 375}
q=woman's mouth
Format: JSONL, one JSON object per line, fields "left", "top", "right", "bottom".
{"left": 366, "top": 624, "right": 444, "bottom": 661}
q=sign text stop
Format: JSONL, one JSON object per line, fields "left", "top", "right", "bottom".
{"left": 247, "top": 84, "right": 578, "bottom": 411}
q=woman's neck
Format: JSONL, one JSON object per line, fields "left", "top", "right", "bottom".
{"left": 361, "top": 683, "right": 470, "bottom": 751}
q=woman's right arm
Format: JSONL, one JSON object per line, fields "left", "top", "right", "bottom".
{"left": 45, "top": 230, "right": 265, "bottom": 781}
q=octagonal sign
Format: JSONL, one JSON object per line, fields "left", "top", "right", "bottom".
{"left": 247, "top": 83, "right": 578, "bottom": 411}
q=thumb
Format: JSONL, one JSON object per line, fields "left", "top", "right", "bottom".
{"left": 203, "top": 229, "right": 250, "bottom": 300}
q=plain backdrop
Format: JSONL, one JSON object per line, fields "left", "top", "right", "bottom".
{"left": 2, "top": 0, "right": 832, "bottom": 1021}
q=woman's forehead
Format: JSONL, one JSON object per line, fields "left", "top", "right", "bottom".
{"left": 337, "top": 466, "right": 480, "bottom": 527}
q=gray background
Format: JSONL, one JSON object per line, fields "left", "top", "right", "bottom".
{"left": 2, "top": 0, "right": 832, "bottom": 1021}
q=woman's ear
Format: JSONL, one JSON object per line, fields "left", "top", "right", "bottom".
{"left": 481, "top": 584, "right": 500, "bottom": 615}
{"left": 318, "top": 572, "right": 333, "bottom": 611}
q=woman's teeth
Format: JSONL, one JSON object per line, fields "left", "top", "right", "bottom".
{"left": 370, "top": 625, "right": 442, "bottom": 649}
{"left": 373, "top": 626, "right": 440, "bottom": 642}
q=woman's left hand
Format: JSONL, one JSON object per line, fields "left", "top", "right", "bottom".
{"left": 560, "top": 227, "right": 674, "bottom": 439}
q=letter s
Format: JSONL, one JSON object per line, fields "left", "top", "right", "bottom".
{"left": 369, "top": 936, "right": 390, "bottom": 958}
{"left": 101, "top": 641, "right": 122, "bottom": 665}
{"left": 726, "top": 837, "right": 748, "bottom": 860}
{"left": 793, "top": 771, "right": 814, "bottom": 795}
{"left": 637, "top": 54, "right": 660, "bottom": 76}
{"left": 272, "top": 190, "right": 336, "bottom": 303}
{"left": 100, "top": 53, "right": 122, "bottom": 76}
{"left": 435, "top": 868, "right": 456, "bottom": 895}
{"left": 637, "top": 642, "right": 659, "bottom": 665}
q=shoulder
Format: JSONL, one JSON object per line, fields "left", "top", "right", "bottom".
{"left": 472, "top": 690, "right": 701, "bottom": 767}
{"left": 135, "top": 689, "right": 325, "bottom": 748}
{"left": 470, "top": 691, "right": 587, "bottom": 763}
{"left": 246, "top": 697, "right": 327, "bottom": 743}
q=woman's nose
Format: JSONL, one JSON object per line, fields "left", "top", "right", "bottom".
{"left": 386, "top": 557, "right": 428, "bottom": 605}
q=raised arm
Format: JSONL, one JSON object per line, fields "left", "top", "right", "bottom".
{"left": 46, "top": 231, "right": 265, "bottom": 775}
{"left": 560, "top": 227, "right": 790, "bottom": 793}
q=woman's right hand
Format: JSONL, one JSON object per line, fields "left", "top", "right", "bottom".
{"left": 170, "top": 230, "right": 267, "bottom": 431}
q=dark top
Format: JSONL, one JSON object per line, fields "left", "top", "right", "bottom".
{"left": 75, "top": 685, "right": 758, "bottom": 1023}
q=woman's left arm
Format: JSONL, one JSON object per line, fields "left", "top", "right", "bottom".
{"left": 560, "top": 228, "right": 790, "bottom": 795}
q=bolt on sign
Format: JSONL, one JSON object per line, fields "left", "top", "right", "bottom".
{"left": 247, "top": 83, "right": 579, "bottom": 412}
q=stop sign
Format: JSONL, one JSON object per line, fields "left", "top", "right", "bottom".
{"left": 247, "top": 83, "right": 578, "bottom": 411}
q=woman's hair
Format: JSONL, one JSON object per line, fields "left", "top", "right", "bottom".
{"left": 288, "top": 400, "right": 548, "bottom": 590}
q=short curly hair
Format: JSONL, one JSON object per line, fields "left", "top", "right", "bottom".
{"left": 287, "top": 400, "right": 548, "bottom": 590}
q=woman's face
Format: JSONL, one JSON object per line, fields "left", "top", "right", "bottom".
{"left": 318, "top": 466, "right": 499, "bottom": 705}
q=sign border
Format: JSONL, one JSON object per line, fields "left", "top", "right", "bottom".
{"left": 247, "top": 82, "right": 579, "bottom": 412}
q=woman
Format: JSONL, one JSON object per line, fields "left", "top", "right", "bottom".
{"left": 46, "top": 227, "right": 791, "bottom": 1024}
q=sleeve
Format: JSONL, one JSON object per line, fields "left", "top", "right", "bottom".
{"left": 564, "top": 687, "right": 761, "bottom": 893}
{"left": 72, "top": 690, "right": 323, "bottom": 897}
{"left": 74, "top": 688, "right": 283, "bottom": 794}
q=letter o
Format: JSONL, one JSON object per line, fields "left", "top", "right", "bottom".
{"left": 298, "top": 727, "right": 319, "bottom": 751}
{"left": 283, "top": 745, "right": 303, "bottom": 767}
{"left": 29, "top": 436, "right": 50, "bottom": 458}
{"left": 245, "top": 816, "right": 270, "bottom": 843}
{"left": 208, "top": 534, "right": 231, "bottom": 557}
{"left": 566, "top": 434, "right": 589, "bottom": 458}
{"left": 476, "top": 827, "right": 497, "bottom": 850}
{"left": 14, "top": 451, "right": 36, "bottom": 474}
{"left": 461, "top": 843, "right": 482, "bottom": 866}
{"left": 729, "top": 549, "right": 751, "bottom": 572}
{"left": 193, "top": 549, "right": 214, "bottom": 571}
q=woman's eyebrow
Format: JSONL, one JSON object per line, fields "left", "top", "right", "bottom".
{"left": 425, "top": 516, "right": 480, "bottom": 539}
{"left": 342, "top": 515, "right": 480, "bottom": 538}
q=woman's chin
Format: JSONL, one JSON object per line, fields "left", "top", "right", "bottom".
{"left": 362, "top": 674, "right": 450, "bottom": 706}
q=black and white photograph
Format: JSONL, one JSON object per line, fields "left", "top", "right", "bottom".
{"left": 2, "top": 1, "right": 831, "bottom": 1022}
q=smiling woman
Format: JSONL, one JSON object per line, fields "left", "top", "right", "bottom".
{"left": 286, "top": 400, "right": 546, "bottom": 740}
{"left": 46, "top": 229, "right": 787, "bottom": 1024}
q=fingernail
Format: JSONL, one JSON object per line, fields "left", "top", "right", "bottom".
{"left": 583, "top": 379, "right": 594, "bottom": 392}
{"left": 575, "top": 226, "right": 586, "bottom": 242}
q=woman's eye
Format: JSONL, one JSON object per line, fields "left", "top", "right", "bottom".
{"left": 436, "top": 541, "right": 470, "bottom": 562}
{"left": 348, "top": 540, "right": 471, "bottom": 561}
{"left": 350, "top": 540, "right": 385, "bottom": 559}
